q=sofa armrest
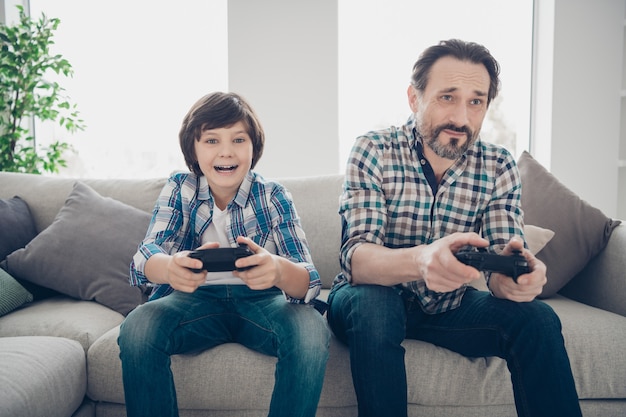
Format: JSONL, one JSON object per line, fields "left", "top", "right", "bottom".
{"left": 559, "top": 222, "right": 626, "bottom": 317}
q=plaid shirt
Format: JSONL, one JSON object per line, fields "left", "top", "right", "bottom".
{"left": 336, "top": 115, "right": 524, "bottom": 314}
{"left": 130, "top": 170, "right": 321, "bottom": 303}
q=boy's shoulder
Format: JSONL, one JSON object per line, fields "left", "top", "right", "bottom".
{"left": 165, "top": 171, "right": 210, "bottom": 199}
{"left": 249, "top": 171, "right": 287, "bottom": 194}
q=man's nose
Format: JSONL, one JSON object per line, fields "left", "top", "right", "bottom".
{"left": 448, "top": 103, "right": 469, "bottom": 127}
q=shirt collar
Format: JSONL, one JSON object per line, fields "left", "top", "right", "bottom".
{"left": 231, "top": 170, "right": 254, "bottom": 209}
{"left": 406, "top": 113, "right": 420, "bottom": 150}
{"left": 198, "top": 170, "right": 254, "bottom": 209}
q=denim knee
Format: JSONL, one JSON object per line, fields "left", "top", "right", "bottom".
{"left": 328, "top": 284, "right": 405, "bottom": 347}
{"left": 282, "top": 305, "right": 330, "bottom": 354}
{"left": 118, "top": 302, "right": 165, "bottom": 356}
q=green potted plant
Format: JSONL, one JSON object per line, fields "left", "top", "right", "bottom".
{"left": 0, "top": 5, "right": 84, "bottom": 174}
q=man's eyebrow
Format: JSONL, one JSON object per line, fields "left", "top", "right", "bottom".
{"left": 440, "top": 87, "right": 488, "bottom": 97}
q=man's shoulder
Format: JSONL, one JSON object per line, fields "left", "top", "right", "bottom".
{"left": 471, "top": 140, "right": 516, "bottom": 163}
{"left": 355, "top": 123, "right": 413, "bottom": 153}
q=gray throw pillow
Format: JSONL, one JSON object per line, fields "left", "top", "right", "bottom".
{"left": 5, "top": 182, "right": 151, "bottom": 315}
{"left": 0, "top": 267, "right": 33, "bottom": 316}
{"left": 0, "top": 196, "right": 38, "bottom": 260}
{"left": 517, "top": 151, "right": 621, "bottom": 298}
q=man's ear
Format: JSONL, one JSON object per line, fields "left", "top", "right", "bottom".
{"left": 407, "top": 85, "right": 419, "bottom": 113}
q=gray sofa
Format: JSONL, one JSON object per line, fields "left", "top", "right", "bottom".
{"left": 0, "top": 168, "right": 625, "bottom": 417}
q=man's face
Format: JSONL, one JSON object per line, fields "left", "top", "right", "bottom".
{"left": 408, "top": 56, "right": 490, "bottom": 161}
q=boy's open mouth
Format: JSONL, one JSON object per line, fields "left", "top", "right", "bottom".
{"left": 214, "top": 165, "right": 238, "bottom": 172}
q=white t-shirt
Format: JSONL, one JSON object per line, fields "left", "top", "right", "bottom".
{"left": 200, "top": 206, "right": 245, "bottom": 285}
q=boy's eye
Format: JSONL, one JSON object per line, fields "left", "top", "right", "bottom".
{"left": 470, "top": 99, "right": 483, "bottom": 105}
{"left": 234, "top": 137, "right": 246, "bottom": 143}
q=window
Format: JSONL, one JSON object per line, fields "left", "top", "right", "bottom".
{"left": 338, "top": 0, "right": 534, "bottom": 170}
{"left": 23, "top": 1, "right": 532, "bottom": 178}
{"left": 28, "top": 0, "right": 228, "bottom": 178}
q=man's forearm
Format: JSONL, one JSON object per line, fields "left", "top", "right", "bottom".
{"left": 350, "top": 243, "right": 419, "bottom": 286}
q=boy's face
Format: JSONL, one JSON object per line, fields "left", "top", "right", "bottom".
{"left": 194, "top": 121, "right": 254, "bottom": 209}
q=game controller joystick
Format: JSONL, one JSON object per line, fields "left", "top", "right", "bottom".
{"left": 188, "top": 244, "right": 254, "bottom": 273}
{"left": 455, "top": 249, "right": 530, "bottom": 282}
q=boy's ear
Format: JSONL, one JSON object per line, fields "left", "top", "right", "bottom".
{"left": 407, "top": 85, "right": 420, "bottom": 113}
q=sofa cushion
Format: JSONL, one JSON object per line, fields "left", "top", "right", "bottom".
{"left": 87, "top": 296, "right": 626, "bottom": 411}
{"left": 88, "top": 325, "right": 357, "bottom": 410}
{"left": 517, "top": 151, "right": 621, "bottom": 297}
{"left": 278, "top": 174, "right": 343, "bottom": 288}
{"left": 0, "top": 336, "right": 86, "bottom": 417}
{"left": 0, "top": 268, "right": 33, "bottom": 316}
{"left": 0, "top": 295, "right": 124, "bottom": 351}
{"left": 524, "top": 224, "right": 554, "bottom": 255}
{"left": 0, "top": 196, "right": 37, "bottom": 261}
{"left": 5, "top": 182, "right": 151, "bottom": 315}
{"left": 545, "top": 296, "right": 626, "bottom": 400}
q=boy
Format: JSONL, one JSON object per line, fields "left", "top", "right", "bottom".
{"left": 118, "top": 92, "right": 330, "bottom": 417}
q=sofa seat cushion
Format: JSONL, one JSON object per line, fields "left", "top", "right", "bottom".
{"left": 88, "top": 325, "right": 358, "bottom": 411}
{"left": 0, "top": 336, "right": 86, "bottom": 417}
{"left": 88, "top": 297, "right": 626, "bottom": 411}
{"left": 545, "top": 296, "right": 626, "bottom": 400}
{"left": 405, "top": 295, "right": 626, "bottom": 406}
{"left": 0, "top": 296, "right": 124, "bottom": 352}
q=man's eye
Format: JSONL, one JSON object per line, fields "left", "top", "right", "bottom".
{"left": 470, "top": 99, "right": 483, "bottom": 105}
{"left": 234, "top": 138, "right": 246, "bottom": 143}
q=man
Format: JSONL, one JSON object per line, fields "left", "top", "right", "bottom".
{"left": 327, "top": 39, "right": 582, "bottom": 417}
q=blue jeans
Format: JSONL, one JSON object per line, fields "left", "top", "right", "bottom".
{"left": 118, "top": 285, "right": 330, "bottom": 417}
{"left": 327, "top": 282, "right": 582, "bottom": 417}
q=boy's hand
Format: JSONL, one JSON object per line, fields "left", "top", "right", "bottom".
{"left": 167, "top": 242, "right": 219, "bottom": 293}
{"left": 233, "top": 236, "right": 282, "bottom": 290}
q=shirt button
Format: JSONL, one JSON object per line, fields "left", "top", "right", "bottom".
{"left": 420, "top": 159, "right": 426, "bottom": 165}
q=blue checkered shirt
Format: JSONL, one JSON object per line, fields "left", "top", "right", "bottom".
{"left": 335, "top": 115, "right": 524, "bottom": 314}
{"left": 130, "top": 170, "right": 321, "bottom": 303}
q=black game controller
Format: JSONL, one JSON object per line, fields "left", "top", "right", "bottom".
{"left": 455, "top": 249, "right": 530, "bottom": 283}
{"left": 188, "top": 244, "right": 254, "bottom": 273}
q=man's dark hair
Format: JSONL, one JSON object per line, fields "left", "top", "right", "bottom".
{"left": 410, "top": 39, "right": 501, "bottom": 105}
{"left": 179, "top": 92, "right": 265, "bottom": 176}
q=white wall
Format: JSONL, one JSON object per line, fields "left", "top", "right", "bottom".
{"left": 229, "top": 0, "right": 626, "bottom": 217}
{"left": 532, "top": 0, "right": 625, "bottom": 218}
{"left": 228, "top": 0, "right": 338, "bottom": 179}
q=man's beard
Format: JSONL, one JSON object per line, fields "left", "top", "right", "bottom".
{"left": 422, "top": 123, "right": 477, "bottom": 160}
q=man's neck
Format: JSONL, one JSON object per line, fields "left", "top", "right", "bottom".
{"left": 421, "top": 144, "right": 456, "bottom": 183}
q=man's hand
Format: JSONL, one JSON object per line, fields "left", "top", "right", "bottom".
{"left": 417, "top": 232, "right": 490, "bottom": 293}
{"left": 487, "top": 237, "right": 547, "bottom": 302}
